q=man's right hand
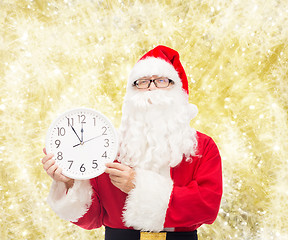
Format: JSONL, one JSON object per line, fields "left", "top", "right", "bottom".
{"left": 42, "top": 148, "right": 74, "bottom": 189}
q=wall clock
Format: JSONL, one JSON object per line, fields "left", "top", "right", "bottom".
{"left": 45, "top": 108, "right": 118, "bottom": 180}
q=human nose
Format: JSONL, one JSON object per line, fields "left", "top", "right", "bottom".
{"left": 148, "top": 81, "right": 157, "bottom": 91}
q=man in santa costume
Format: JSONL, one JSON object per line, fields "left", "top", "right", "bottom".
{"left": 42, "top": 45, "right": 223, "bottom": 240}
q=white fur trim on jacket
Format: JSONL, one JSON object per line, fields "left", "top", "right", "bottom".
{"left": 47, "top": 180, "right": 93, "bottom": 222}
{"left": 123, "top": 168, "right": 173, "bottom": 232}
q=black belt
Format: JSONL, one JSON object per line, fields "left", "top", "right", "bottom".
{"left": 105, "top": 227, "right": 198, "bottom": 240}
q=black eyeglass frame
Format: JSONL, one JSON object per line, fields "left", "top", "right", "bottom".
{"left": 133, "top": 78, "right": 175, "bottom": 89}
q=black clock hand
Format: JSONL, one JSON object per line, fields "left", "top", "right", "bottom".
{"left": 73, "top": 142, "right": 82, "bottom": 147}
{"left": 73, "top": 134, "right": 103, "bottom": 147}
{"left": 71, "top": 125, "right": 82, "bottom": 143}
{"left": 81, "top": 123, "right": 84, "bottom": 142}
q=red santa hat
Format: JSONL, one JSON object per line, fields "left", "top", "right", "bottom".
{"left": 128, "top": 45, "right": 189, "bottom": 94}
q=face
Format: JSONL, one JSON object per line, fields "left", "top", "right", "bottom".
{"left": 134, "top": 75, "right": 174, "bottom": 91}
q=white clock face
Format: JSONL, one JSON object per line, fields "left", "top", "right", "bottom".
{"left": 45, "top": 108, "right": 118, "bottom": 180}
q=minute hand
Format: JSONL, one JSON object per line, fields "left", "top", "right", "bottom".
{"left": 73, "top": 134, "right": 103, "bottom": 147}
{"left": 71, "top": 125, "right": 82, "bottom": 143}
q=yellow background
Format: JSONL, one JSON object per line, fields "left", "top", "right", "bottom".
{"left": 0, "top": 0, "right": 287, "bottom": 239}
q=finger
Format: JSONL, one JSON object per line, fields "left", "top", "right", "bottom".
{"left": 42, "top": 153, "right": 54, "bottom": 164}
{"left": 43, "top": 148, "right": 47, "bottom": 155}
{"left": 56, "top": 168, "right": 73, "bottom": 182}
{"left": 54, "top": 167, "right": 68, "bottom": 182}
{"left": 105, "top": 167, "right": 123, "bottom": 177}
{"left": 46, "top": 163, "right": 58, "bottom": 178}
{"left": 54, "top": 166, "right": 63, "bottom": 176}
{"left": 109, "top": 174, "right": 122, "bottom": 183}
{"left": 105, "top": 162, "right": 128, "bottom": 171}
{"left": 110, "top": 179, "right": 121, "bottom": 188}
{"left": 43, "top": 158, "right": 55, "bottom": 171}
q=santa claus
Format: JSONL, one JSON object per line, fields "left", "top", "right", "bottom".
{"left": 42, "top": 45, "right": 223, "bottom": 240}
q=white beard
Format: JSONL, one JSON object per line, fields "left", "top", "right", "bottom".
{"left": 118, "top": 87, "right": 198, "bottom": 176}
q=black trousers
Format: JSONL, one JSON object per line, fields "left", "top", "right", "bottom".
{"left": 105, "top": 227, "right": 198, "bottom": 240}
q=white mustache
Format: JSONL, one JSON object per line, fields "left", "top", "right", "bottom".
{"left": 128, "top": 90, "right": 175, "bottom": 108}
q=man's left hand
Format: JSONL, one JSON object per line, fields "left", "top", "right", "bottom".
{"left": 105, "top": 162, "right": 135, "bottom": 194}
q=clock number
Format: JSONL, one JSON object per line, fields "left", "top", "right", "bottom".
{"left": 93, "top": 117, "right": 96, "bottom": 126}
{"left": 67, "top": 117, "right": 74, "bottom": 127}
{"left": 80, "top": 164, "right": 86, "bottom": 172}
{"left": 92, "top": 160, "right": 98, "bottom": 169}
{"left": 55, "top": 139, "right": 61, "bottom": 148}
{"left": 102, "top": 151, "right": 107, "bottom": 158}
{"left": 57, "top": 152, "right": 63, "bottom": 160}
{"left": 57, "top": 127, "right": 66, "bottom": 136}
{"left": 68, "top": 160, "right": 73, "bottom": 169}
{"left": 104, "top": 139, "right": 109, "bottom": 147}
{"left": 78, "top": 115, "right": 86, "bottom": 124}
{"left": 102, "top": 126, "right": 107, "bottom": 135}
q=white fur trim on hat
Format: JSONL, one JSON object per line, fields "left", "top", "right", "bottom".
{"left": 128, "top": 57, "right": 182, "bottom": 90}
{"left": 123, "top": 168, "right": 173, "bottom": 232}
{"left": 47, "top": 180, "right": 93, "bottom": 222}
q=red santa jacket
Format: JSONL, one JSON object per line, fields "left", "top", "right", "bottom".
{"left": 47, "top": 131, "right": 222, "bottom": 232}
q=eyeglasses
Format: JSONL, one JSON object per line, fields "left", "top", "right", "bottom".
{"left": 133, "top": 77, "right": 174, "bottom": 89}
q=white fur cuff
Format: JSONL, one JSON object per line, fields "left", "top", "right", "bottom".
{"left": 47, "top": 180, "right": 93, "bottom": 222}
{"left": 123, "top": 169, "right": 173, "bottom": 232}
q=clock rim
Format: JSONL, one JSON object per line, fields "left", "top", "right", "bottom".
{"left": 45, "top": 107, "right": 119, "bottom": 180}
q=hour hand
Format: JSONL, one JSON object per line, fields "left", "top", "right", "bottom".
{"left": 73, "top": 142, "right": 82, "bottom": 147}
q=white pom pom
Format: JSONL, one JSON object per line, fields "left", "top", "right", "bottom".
{"left": 188, "top": 104, "right": 198, "bottom": 119}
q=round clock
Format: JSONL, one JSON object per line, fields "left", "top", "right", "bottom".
{"left": 45, "top": 108, "right": 118, "bottom": 180}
